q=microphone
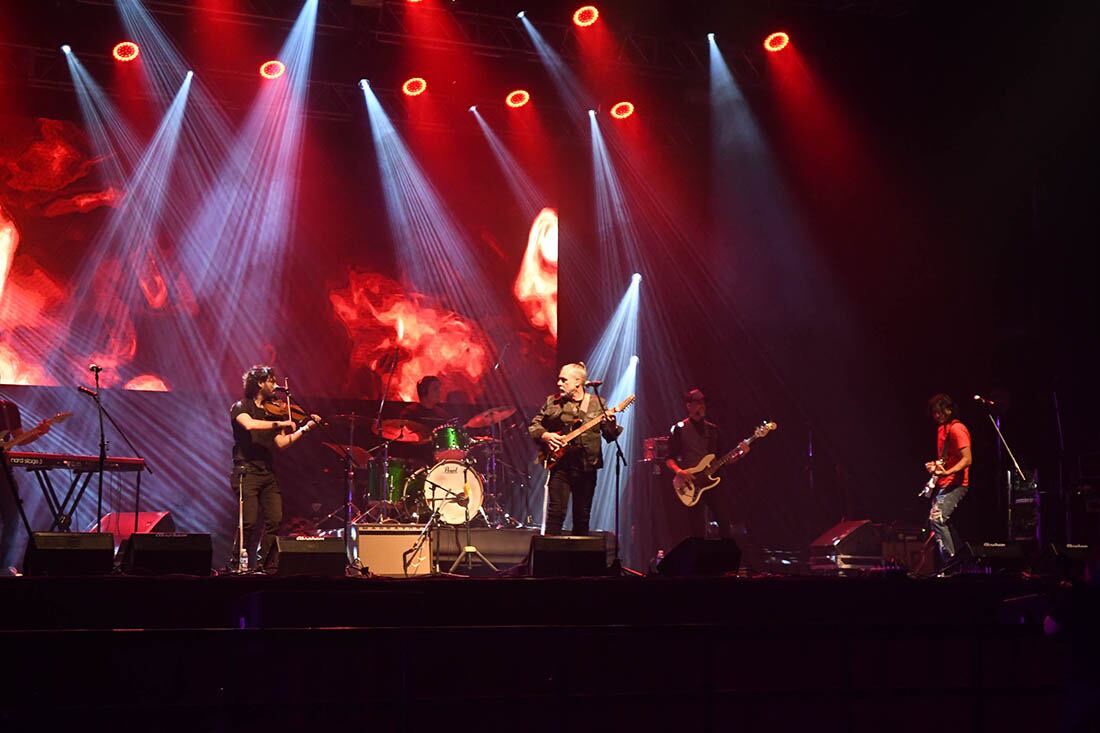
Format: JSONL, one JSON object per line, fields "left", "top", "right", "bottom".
{"left": 585, "top": 380, "right": 603, "bottom": 388}
{"left": 88, "top": 364, "right": 103, "bottom": 373}
{"left": 973, "top": 395, "right": 996, "bottom": 408}
{"left": 77, "top": 386, "right": 97, "bottom": 397}
{"left": 272, "top": 385, "right": 289, "bottom": 393}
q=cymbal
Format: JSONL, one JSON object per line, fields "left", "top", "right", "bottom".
{"left": 328, "top": 413, "right": 372, "bottom": 424}
{"left": 465, "top": 406, "right": 516, "bottom": 429}
{"left": 374, "top": 418, "right": 429, "bottom": 442}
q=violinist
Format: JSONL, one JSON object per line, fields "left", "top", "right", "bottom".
{"left": 229, "top": 365, "right": 320, "bottom": 573}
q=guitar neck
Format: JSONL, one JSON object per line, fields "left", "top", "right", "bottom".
{"left": 712, "top": 433, "right": 760, "bottom": 471}
{"left": 561, "top": 413, "right": 606, "bottom": 445}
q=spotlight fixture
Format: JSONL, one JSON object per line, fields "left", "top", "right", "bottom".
{"left": 610, "top": 101, "right": 634, "bottom": 120}
{"left": 763, "top": 31, "right": 790, "bottom": 53}
{"left": 517, "top": 10, "right": 526, "bottom": 18}
{"left": 707, "top": 33, "right": 715, "bottom": 41}
{"left": 260, "top": 60, "right": 285, "bottom": 79}
{"left": 573, "top": 5, "right": 599, "bottom": 28}
{"left": 402, "top": 77, "right": 427, "bottom": 96}
{"left": 186, "top": 70, "right": 194, "bottom": 79}
{"left": 631, "top": 273, "right": 641, "bottom": 283}
{"left": 506, "top": 89, "right": 530, "bottom": 108}
{"left": 60, "top": 44, "right": 72, "bottom": 55}
{"left": 468, "top": 105, "right": 477, "bottom": 112}
{"left": 630, "top": 354, "right": 639, "bottom": 364}
{"left": 359, "top": 79, "right": 369, "bottom": 89}
{"left": 588, "top": 109, "right": 596, "bottom": 117}
{"left": 112, "top": 41, "right": 140, "bottom": 62}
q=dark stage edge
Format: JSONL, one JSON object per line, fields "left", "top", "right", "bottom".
{"left": 0, "top": 574, "right": 1074, "bottom": 732}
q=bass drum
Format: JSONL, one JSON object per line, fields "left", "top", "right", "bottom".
{"left": 404, "top": 459, "right": 483, "bottom": 526}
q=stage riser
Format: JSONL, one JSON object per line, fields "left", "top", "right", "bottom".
{"left": 0, "top": 626, "right": 1064, "bottom": 733}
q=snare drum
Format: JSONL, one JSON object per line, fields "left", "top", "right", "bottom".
{"left": 431, "top": 424, "right": 470, "bottom": 461}
{"left": 406, "top": 460, "right": 483, "bottom": 525}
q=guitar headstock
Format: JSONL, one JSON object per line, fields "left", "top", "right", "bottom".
{"left": 614, "top": 394, "right": 636, "bottom": 413}
{"left": 51, "top": 411, "right": 73, "bottom": 425}
{"left": 754, "top": 420, "right": 777, "bottom": 438}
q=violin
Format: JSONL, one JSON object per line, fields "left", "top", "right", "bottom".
{"left": 260, "top": 398, "right": 312, "bottom": 425}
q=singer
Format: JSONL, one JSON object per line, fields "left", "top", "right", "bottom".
{"left": 529, "top": 362, "right": 621, "bottom": 536}
{"left": 924, "top": 393, "right": 973, "bottom": 573}
{"left": 228, "top": 365, "right": 319, "bottom": 573}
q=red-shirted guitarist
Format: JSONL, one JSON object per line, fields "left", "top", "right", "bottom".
{"left": 924, "top": 393, "right": 973, "bottom": 573}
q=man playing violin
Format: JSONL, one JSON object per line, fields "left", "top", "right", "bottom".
{"left": 229, "top": 365, "right": 320, "bottom": 573}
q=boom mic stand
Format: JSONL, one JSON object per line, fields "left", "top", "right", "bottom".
{"left": 78, "top": 371, "right": 151, "bottom": 537}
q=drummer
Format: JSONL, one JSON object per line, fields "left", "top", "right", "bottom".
{"left": 396, "top": 376, "right": 450, "bottom": 466}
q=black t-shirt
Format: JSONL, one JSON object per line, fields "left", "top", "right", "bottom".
{"left": 231, "top": 400, "right": 276, "bottom": 468}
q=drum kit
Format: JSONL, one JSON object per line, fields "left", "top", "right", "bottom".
{"left": 322, "top": 405, "right": 521, "bottom": 531}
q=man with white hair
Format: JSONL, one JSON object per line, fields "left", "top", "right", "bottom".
{"left": 529, "top": 362, "right": 621, "bottom": 536}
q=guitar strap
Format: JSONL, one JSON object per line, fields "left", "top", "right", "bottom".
{"left": 580, "top": 393, "right": 591, "bottom": 417}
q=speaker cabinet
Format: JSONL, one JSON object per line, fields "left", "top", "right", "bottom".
{"left": 356, "top": 524, "right": 432, "bottom": 577}
{"left": 967, "top": 541, "right": 1027, "bottom": 572}
{"left": 120, "top": 533, "right": 212, "bottom": 576}
{"left": 657, "top": 537, "right": 742, "bottom": 576}
{"left": 23, "top": 532, "right": 115, "bottom": 576}
{"left": 92, "top": 511, "right": 174, "bottom": 549}
{"left": 274, "top": 536, "right": 347, "bottom": 576}
{"left": 529, "top": 535, "right": 609, "bottom": 577}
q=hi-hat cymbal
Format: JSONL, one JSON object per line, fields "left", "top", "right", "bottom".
{"left": 465, "top": 406, "right": 516, "bottom": 429}
{"left": 374, "top": 418, "right": 429, "bottom": 442}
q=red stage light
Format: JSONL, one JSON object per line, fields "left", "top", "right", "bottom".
{"left": 763, "top": 32, "right": 790, "bottom": 53}
{"left": 402, "top": 77, "right": 427, "bottom": 97}
{"left": 506, "top": 90, "right": 531, "bottom": 108}
{"left": 112, "top": 41, "right": 140, "bottom": 62}
{"left": 573, "top": 5, "right": 599, "bottom": 27}
{"left": 610, "top": 101, "right": 634, "bottom": 120}
{"left": 260, "top": 60, "right": 285, "bottom": 79}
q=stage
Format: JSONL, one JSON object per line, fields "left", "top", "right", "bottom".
{"left": 0, "top": 571, "right": 1070, "bottom": 732}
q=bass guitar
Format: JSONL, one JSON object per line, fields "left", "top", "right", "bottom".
{"left": 539, "top": 394, "right": 635, "bottom": 469}
{"left": 672, "top": 420, "right": 776, "bottom": 507}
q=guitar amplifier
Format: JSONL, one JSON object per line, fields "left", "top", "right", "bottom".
{"left": 356, "top": 524, "right": 432, "bottom": 577}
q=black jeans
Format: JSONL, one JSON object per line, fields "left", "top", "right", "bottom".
{"left": 230, "top": 464, "right": 282, "bottom": 570}
{"left": 545, "top": 467, "right": 598, "bottom": 536}
{"left": 930, "top": 485, "right": 967, "bottom": 561}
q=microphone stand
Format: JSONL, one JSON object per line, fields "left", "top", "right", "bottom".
{"left": 979, "top": 407, "right": 1030, "bottom": 542}
{"left": 589, "top": 383, "right": 637, "bottom": 576}
{"left": 78, "top": 373, "right": 151, "bottom": 537}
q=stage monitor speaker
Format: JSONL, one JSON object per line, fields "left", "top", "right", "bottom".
{"left": 967, "top": 541, "right": 1027, "bottom": 572}
{"left": 356, "top": 524, "right": 432, "bottom": 577}
{"left": 657, "top": 537, "right": 741, "bottom": 576}
{"left": 120, "top": 533, "right": 212, "bottom": 576}
{"left": 274, "top": 536, "right": 347, "bottom": 576}
{"left": 92, "top": 511, "right": 174, "bottom": 548}
{"left": 530, "top": 535, "right": 609, "bottom": 577}
{"left": 23, "top": 532, "right": 114, "bottom": 576}
{"left": 809, "top": 519, "right": 883, "bottom": 572}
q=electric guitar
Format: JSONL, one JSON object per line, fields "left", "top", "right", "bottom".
{"left": 0, "top": 411, "right": 73, "bottom": 450}
{"left": 919, "top": 459, "right": 945, "bottom": 498}
{"left": 672, "top": 420, "right": 776, "bottom": 507}
{"left": 539, "top": 394, "right": 635, "bottom": 469}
